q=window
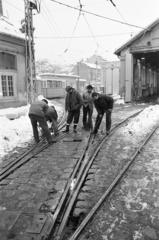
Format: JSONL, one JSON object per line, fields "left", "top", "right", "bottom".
{"left": 0, "top": 52, "right": 17, "bottom": 70}
{"left": 1, "top": 75, "right": 14, "bottom": 97}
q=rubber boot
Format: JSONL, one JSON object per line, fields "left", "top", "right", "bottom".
{"left": 73, "top": 124, "right": 77, "bottom": 133}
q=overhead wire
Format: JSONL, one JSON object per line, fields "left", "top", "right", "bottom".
{"left": 39, "top": 0, "right": 61, "bottom": 37}
{"left": 34, "top": 32, "right": 134, "bottom": 39}
{"left": 63, "top": 0, "right": 82, "bottom": 53}
{"left": 42, "top": 0, "right": 62, "bottom": 36}
{"left": 107, "top": 0, "right": 133, "bottom": 37}
{"left": 50, "top": 0, "right": 144, "bottom": 30}
{"left": 82, "top": 13, "right": 99, "bottom": 50}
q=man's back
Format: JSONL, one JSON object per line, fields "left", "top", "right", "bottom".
{"left": 94, "top": 94, "right": 113, "bottom": 113}
{"left": 29, "top": 101, "right": 48, "bottom": 117}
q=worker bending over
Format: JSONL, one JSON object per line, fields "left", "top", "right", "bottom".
{"left": 92, "top": 92, "right": 114, "bottom": 135}
{"left": 28, "top": 99, "right": 53, "bottom": 144}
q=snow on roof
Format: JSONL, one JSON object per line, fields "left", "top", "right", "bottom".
{"left": 84, "top": 62, "right": 101, "bottom": 69}
{"left": 0, "top": 16, "right": 25, "bottom": 39}
{"left": 39, "top": 73, "right": 79, "bottom": 78}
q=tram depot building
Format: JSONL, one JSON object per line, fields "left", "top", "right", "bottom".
{"left": 0, "top": 16, "right": 26, "bottom": 109}
{"left": 115, "top": 18, "right": 159, "bottom": 103}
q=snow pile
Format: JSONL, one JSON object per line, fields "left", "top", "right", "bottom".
{"left": 123, "top": 105, "right": 159, "bottom": 137}
{"left": 0, "top": 97, "right": 64, "bottom": 161}
{"left": 0, "top": 115, "right": 32, "bottom": 159}
{"left": 115, "top": 98, "right": 125, "bottom": 105}
{"left": 0, "top": 105, "right": 29, "bottom": 119}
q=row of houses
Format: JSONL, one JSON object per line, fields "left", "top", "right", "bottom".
{"left": 1, "top": 0, "right": 159, "bottom": 108}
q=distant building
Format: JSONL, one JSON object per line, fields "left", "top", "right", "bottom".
{"left": 72, "top": 61, "right": 102, "bottom": 91}
{"left": 115, "top": 18, "right": 159, "bottom": 102}
{"left": 72, "top": 58, "right": 120, "bottom": 95}
{"left": 0, "top": 2, "right": 26, "bottom": 108}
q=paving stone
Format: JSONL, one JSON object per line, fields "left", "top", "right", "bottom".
{"left": 46, "top": 197, "right": 60, "bottom": 212}
{"left": 143, "top": 226, "right": 157, "bottom": 239}
{"left": 55, "top": 180, "right": 67, "bottom": 191}
{"left": 76, "top": 200, "right": 90, "bottom": 209}
{"left": 77, "top": 192, "right": 89, "bottom": 201}
{"left": 73, "top": 207, "right": 88, "bottom": 217}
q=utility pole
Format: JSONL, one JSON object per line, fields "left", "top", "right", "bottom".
{"left": 22, "top": 0, "right": 39, "bottom": 103}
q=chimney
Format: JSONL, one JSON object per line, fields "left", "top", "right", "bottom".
{"left": 0, "top": 0, "right": 3, "bottom": 16}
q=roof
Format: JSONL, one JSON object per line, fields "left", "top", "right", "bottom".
{"left": 0, "top": 16, "right": 25, "bottom": 40}
{"left": 84, "top": 62, "right": 101, "bottom": 69}
{"left": 39, "top": 73, "right": 79, "bottom": 78}
{"left": 114, "top": 18, "right": 159, "bottom": 55}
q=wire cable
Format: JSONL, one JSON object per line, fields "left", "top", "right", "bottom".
{"left": 34, "top": 32, "right": 135, "bottom": 39}
{"left": 50, "top": 0, "right": 144, "bottom": 29}
{"left": 107, "top": 0, "right": 133, "bottom": 37}
{"left": 82, "top": 13, "right": 99, "bottom": 50}
{"left": 63, "top": 0, "right": 82, "bottom": 53}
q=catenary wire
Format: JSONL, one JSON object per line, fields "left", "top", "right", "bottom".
{"left": 50, "top": 0, "right": 144, "bottom": 29}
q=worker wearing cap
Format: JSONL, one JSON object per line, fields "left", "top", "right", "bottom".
{"left": 28, "top": 99, "right": 53, "bottom": 144}
{"left": 82, "top": 85, "right": 94, "bottom": 130}
{"left": 64, "top": 86, "right": 82, "bottom": 133}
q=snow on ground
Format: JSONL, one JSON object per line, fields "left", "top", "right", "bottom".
{"left": 123, "top": 105, "right": 159, "bottom": 138}
{"left": 0, "top": 97, "right": 63, "bottom": 161}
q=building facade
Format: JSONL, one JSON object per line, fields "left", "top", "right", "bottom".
{"left": 115, "top": 19, "right": 159, "bottom": 102}
{"left": 0, "top": 16, "right": 26, "bottom": 108}
{"left": 102, "top": 61, "right": 120, "bottom": 95}
{"left": 72, "top": 61, "right": 102, "bottom": 92}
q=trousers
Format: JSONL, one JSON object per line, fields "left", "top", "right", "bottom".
{"left": 94, "top": 110, "right": 112, "bottom": 132}
{"left": 29, "top": 114, "right": 52, "bottom": 143}
{"left": 67, "top": 109, "right": 80, "bottom": 125}
{"left": 83, "top": 106, "right": 93, "bottom": 129}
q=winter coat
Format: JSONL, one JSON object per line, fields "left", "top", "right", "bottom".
{"left": 29, "top": 101, "right": 48, "bottom": 118}
{"left": 65, "top": 89, "right": 82, "bottom": 112}
{"left": 45, "top": 106, "right": 58, "bottom": 122}
{"left": 82, "top": 92, "right": 93, "bottom": 111}
{"left": 94, "top": 94, "right": 114, "bottom": 114}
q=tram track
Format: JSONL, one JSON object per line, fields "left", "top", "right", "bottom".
{"left": 31, "top": 109, "right": 145, "bottom": 240}
{"left": 0, "top": 110, "right": 67, "bottom": 182}
{"left": 69, "top": 126, "right": 158, "bottom": 240}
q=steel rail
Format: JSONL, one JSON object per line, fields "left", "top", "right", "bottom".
{"left": 69, "top": 126, "right": 158, "bottom": 240}
{"left": 41, "top": 133, "right": 93, "bottom": 239}
{"left": 0, "top": 110, "right": 66, "bottom": 182}
{"left": 2, "top": 109, "right": 66, "bottom": 170}
{"left": 53, "top": 109, "right": 144, "bottom": 240}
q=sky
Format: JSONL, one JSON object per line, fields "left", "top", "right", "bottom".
{"left": 3, "top": 0, "right": 159, "bottom": 65}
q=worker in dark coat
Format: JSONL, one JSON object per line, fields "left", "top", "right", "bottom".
{"left": 92, "top": 92, "right": 114, "bottom": 135}
{"left": 45, "top": 105, "right": 59, "bottom": 136}
{"left": 82, "top": 85, "right": 94, "bottom": 130}
{"left": 64, "top": 86, "right": 82, "bottom": 133}
{"left": 28, "top": 99, "right": 53, "bottom": 144}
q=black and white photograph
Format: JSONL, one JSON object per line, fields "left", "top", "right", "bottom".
{"left": 0, "top": 0, "right": 159, "bottom": 239}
